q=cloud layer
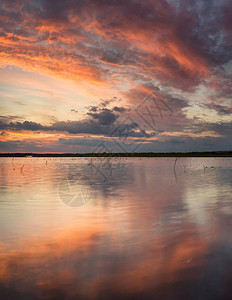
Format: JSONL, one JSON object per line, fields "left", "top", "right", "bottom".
{"left": 0, "top": 0, "right": 232, "bottom": 152}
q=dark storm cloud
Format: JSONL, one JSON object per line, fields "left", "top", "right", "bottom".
{"left": 0, "top": 103, "right": 145, "bottom": 136}
{"left": 50, "top": 120, "right": 110, "bottom": 135}
{"left": 0, "top": 101, "right": 160, "bottom": 140}
{"left": 0, "top": 120, "right": 44, "bottom": 131}
{"left": 0, "top": 118, "right": 111, "bottom": 135}
{"left": 205, "top": 103, "right": 232, "bottom": 115}
{"left": 87, "top": 108, "right": 118, "bottom": 125}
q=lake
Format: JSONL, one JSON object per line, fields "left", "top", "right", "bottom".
{"left": 0, "top": 157, "right": 232, "bottom": 299}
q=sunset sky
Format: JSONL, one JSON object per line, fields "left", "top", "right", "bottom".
{"left": 1, "top": 0, "right": 232, "bottom": 153}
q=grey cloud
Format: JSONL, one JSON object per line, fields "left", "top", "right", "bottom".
{"left": 113, "top": 106, "right": 126, "bottom": 113}
{"left": 193, "top": 121, "right": 232, "bottom": 136}
{"left": 87, "top": 108, "right": 118, "bottom": 125}
{"left": 0, "top": 121, "right": 44, "bottom": 131}
{"left": 0, "top": 100, "right": 160, "bottom": 139}
{"left": 205, "top": 103, "right": 232, "bottom": 115}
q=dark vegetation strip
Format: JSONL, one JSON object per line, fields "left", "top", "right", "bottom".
{"left": 0, "top": 152, "right": 232, "bottom": 157}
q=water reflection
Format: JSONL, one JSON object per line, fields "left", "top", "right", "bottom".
{"left": 0, "top": 157, "right": 232, "bottom": 299}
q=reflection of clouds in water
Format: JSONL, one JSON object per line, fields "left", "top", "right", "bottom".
{"left": 183, "top": 165, "right": 232, "bottom": 225}
{"left": 1, "top": 158, "right": 232, "bottom": 299}
{"left": 0, "top": 225, "right": 212, "bottom": 300}
{"left": 63, "top": 157, "right": 134, "bottom": 203}
{"left": 184, "top": 185, "right": 217, "bottom": 225}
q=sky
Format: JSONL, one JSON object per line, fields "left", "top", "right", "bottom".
{"left": 0, "top": 0, "right": 232, "bottom": 153}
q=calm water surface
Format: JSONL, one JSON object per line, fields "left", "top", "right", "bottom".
{"left": 0, "top": 157, "right": 232, "bottom": 299}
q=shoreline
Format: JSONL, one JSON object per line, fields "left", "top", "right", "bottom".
{"left": 0, "top": 152, "right": 232, "bottom": 157}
